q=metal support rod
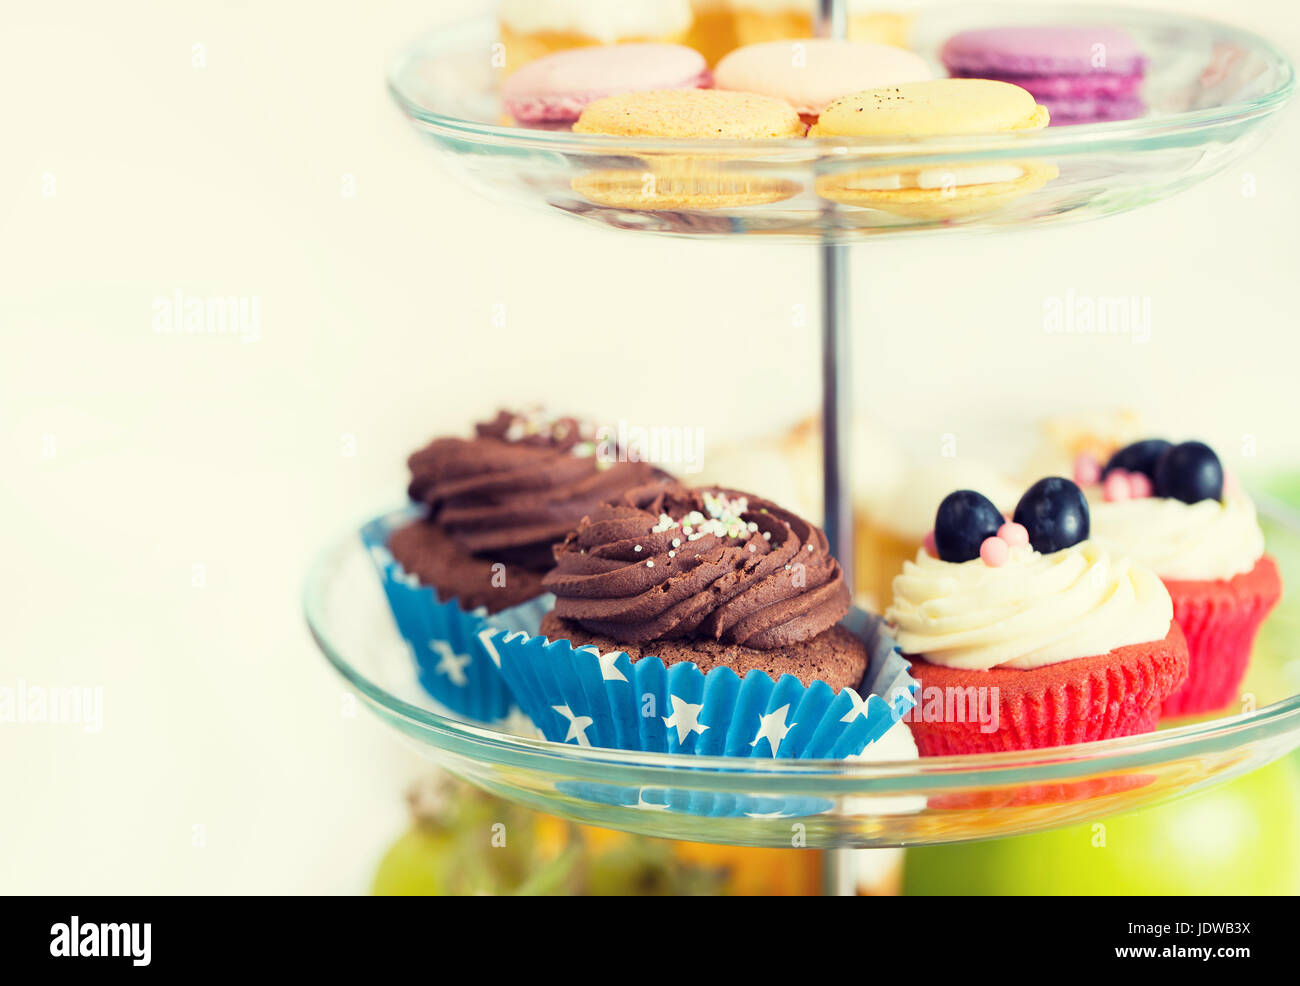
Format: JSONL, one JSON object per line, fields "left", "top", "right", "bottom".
{"left": 815, "top": 0, "right": 858, "bottom": 899}
{"left": 820, "top": 242, "right": 853, "bottom": 589}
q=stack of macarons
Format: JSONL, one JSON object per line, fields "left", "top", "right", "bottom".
{"left": 941, "top": 25, "right": 1147, "bottom": 125}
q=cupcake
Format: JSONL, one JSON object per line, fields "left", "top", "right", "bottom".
{"left": 542, "top": 484, "right": 865, "bottom": 687}
{"left": 1077, "top": 439, "right": 1283, "bottom": 717}
{"left": 730, "top": 1, "right": 915, "bottom": 50}
{"left": 686, "top": 0, "right": 739, "bottom": 65}
{"left": 854, "top": 453, "right": 1021, "bottom": 611}
{"left": 888, "top": 478, "right": 1189, "bottom": 755}
{"left": 498, "top": 0, "right": 695, "bottom": 76}
{"left": 481, "top": 482, "right": 916, "bottom": 758}
{"left": 371, "top": 408, "right": 660, "bottom": 720}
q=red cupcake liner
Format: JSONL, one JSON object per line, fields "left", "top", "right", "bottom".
{"left": 1161, "top": 555, "right": 1282, "bottom": 718}
{"left": 906, "top": 622, "right": 1189, "bottom": 756}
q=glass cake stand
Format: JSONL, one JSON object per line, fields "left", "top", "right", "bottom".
{"left": 307, "top": 2, "right": 1300, "bottom": 862}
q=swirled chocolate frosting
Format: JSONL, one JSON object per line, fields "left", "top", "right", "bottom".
{"left": 408, "top": 410, "right": 659, "bottom": 570}
{"left": 543, "top": 483, "right": 850, "bottom": 649}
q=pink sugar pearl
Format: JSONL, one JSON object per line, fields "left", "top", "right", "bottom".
{"left": 997, "top": 522, "right": 1029, "bottom": 548}
{"left": 923, "top": 530, "right": 938, "bottom": 557}
{"left": 1128, "top": 472, "right": 1153, "bottom": 498}
{"left": 1073, "top": 452, "right": 1101, "bottom": 487}
{"left": 1104, "top": 470, "right": 1132, "bottom": 502}
{"left": 980, "top": 536, "right": 1010, "bottom": 567}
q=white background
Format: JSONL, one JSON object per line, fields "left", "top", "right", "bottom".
{"left": 2, "top": 0, "right": 1298, "bottom": 892}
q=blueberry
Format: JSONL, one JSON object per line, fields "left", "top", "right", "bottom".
{"left": 1154, "top": 441, "right": 1223, "bottom": 504}
{"left": 934, "top": 490, "right": 1004, "bottom": 563}
{"left": 1013, "top": 477, "right": 1090, "bottom": 554}
{"left": 1102, "top": 439, "right": 1172, "bottom": 480}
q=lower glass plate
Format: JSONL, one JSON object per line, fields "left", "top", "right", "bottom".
{"left": 305, "top": 503, "right": 1300, "bottom": 848}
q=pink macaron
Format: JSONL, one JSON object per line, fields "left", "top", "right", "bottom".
{"left": 502, "top": 43, "right": 711, "bottom": 127}
{"left": 715, "top": 39, "right": 932, "bottom": 120}
{"left": 941, "top": 26, "right": 1147, "bottom": 125}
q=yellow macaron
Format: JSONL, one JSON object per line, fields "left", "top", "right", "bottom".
{"left": 574, "top": 88, "right": 806, "bottom": 139}
{"left": 809, "top": 78, "right": 1050, "bottom": 137}
{"left": 810, "top": 79, "right": 1053, "bottom": 218}
{"left": 571, "top": 89, "right": 804, "bottom": 210}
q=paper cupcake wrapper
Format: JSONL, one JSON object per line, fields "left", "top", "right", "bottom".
{"left": 360, "top": 509, "right": 539, "bottom": 724}
{"left": 554, "top": 780, "right": 833, "bottom": 819}
{"left": 477, "top": 605, "right": 917, "bottom": 760}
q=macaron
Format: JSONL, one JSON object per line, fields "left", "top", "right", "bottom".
{"left": 809, "top": 78, "right": 1050, "bottom": 137}
{"left": 715, "top": 39, "right": 932, "bottom": 122}
{"left": 573, "top": 87, "right": 806, "bottom": 139}
{"left": 501, "top": 43, "right": 711, "bottom": 127}
{"left": 809, "top": 79, "right": 1054, "bottom": 218}
{"left": 942, "top": 25, "right": 1146, "bottom": 125}
{"left": 570, "top": 88, "right": 804, "bottom": 210}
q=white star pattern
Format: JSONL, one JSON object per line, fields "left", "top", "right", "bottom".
{"left": 751, "top": 704, "right": 794, "bottom": 755}
{"left": 627, "top": 789, "right": 671, "bottom": 812}
{"left": 367, "top": 544, "right": 393, "bottom": 569}
{"left": 662, "top": 695, "right": 708, "bottom": 744}
{"left": 580, "top": 646, "right": 627, "bottom": 683}
{"left": 839, "top": 688, "right": 871, "bottom": 723}
{"left": 430, "top": 641, "right": 471, "bottom": 687}
{"left": 552, "top": 704, "right": 594, "bottom": 747}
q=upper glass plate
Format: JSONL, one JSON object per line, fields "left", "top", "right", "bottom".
{"left": 305, "top": 503, "right": 1300, "bottom": 849}
{"left": 389, "top": 4, "right": 1295, "bottom": 242}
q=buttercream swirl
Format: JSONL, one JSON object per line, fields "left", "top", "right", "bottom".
{"left": 408, "top": 410, "right": 658, "bottom": 570}
{"left": 1086, "top": 492, "right": 1265, "bottom": 582}
{"left": 887, "top": 540, "right": 1172, "bottom": 670}
{"left": 543, "top": 484, "right": 850, "bottom": 649}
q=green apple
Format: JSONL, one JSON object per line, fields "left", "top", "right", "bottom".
{"left": 904, "top": 755, "right": 1300, "bottom": 895}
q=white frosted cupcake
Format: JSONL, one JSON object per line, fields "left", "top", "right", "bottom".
{"left": 499, "top": 0, "right": 694, "bottom": 75}
{"left": 1076, "top": 439, "right": 1282, "bottom": 717}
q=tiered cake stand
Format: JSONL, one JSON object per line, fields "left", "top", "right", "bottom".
{"left": 306, "top": 3, "right": 1300, "bottom": 871}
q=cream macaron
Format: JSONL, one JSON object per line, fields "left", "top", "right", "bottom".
{"left": 716, "top": 39, "right": 932, "bottom": 122}
{"left": 810, "top": 79, "right": 1055, "bottom": 218}
{"left": 571, "top": 88, "right": 804, "bottom": 210}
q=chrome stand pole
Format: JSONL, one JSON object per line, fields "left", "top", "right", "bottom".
{"left": 816, "top": 0, "right": 857, "bottom": 899}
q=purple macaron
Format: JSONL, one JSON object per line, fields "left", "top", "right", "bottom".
{"left": 502, "top": 44, "right": 711, "bottom": 128}
{"left": 941, "top": 26, "right": 1147, "bottom": 125}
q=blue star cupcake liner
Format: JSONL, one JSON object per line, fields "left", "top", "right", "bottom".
{"left": 477, "top": 605, "right": 917, "bottom": 759}
{"left": 553, "top": 780, "right": 834, "bottom": 819}
{"left": 361, "top": 508, "right": 543, "bottom": 725}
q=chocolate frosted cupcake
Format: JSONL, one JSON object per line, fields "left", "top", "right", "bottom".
{"left": 390, "top": 409, "right": 659, "bottom": 613}
{"left": 365, "top": 408, "right": 661, "bottom": 723}
{"left": 478, "top": 482, "right": 917, "bottom": 759}
{"left": 541, "top": 483, "right": 866, "bottom": 688}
